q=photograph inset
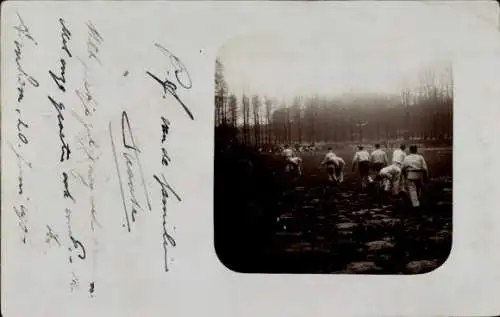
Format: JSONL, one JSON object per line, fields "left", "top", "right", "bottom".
{"left": 214, "top": 33, "right": 452, "bottom": 274}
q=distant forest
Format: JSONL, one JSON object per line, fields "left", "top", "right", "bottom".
{"left": 215, "top": 58, "right": 453, "bottom": 146}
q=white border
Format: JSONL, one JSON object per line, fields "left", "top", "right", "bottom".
{"left": 2, "top": 1, "right": 500, "bottom": 316}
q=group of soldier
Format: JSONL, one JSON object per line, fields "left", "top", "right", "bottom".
{"left": 282, "top": 143, "right": 429, "bottom": 208}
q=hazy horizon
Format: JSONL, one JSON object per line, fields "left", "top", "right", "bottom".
{"left": 213, "top": 2, "right": 482, "bottom": 103}
{"left": 218, "top": 34, "right": 452, "bottom": 104}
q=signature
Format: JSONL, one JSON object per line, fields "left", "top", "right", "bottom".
{"left": 153, "top": 174, "right": 181, "bottom": 272}
{"left": 13, "top": 11, "right": 39, "bottom": 103}
{"left": 121, "top": 111, "right": 152, "bottom": 212}
{"left": 146, "top": 43, "right": 194, "bottom": 120}
{"left": 110, "top": 111, "right": 152, "bottom": 232}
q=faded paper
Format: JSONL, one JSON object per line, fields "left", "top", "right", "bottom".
{"left": 2, "top": 1, "right": 500, "bottom": 317}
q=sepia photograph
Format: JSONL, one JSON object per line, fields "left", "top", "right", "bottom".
{"left": 5, "top": 1, "right": 500, "bottom": 316}
{"left": 214, "top": 32, "right": 453, "bottom": 274}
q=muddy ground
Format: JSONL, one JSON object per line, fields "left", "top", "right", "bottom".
{"left": 214, "top": 146, "right": 452, "bottom": 274}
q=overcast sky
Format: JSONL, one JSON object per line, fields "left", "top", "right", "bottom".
{"left": 217, "top": 2, "right": 496, "bottom": 102}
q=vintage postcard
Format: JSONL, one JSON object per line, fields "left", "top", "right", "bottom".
{"left": 2, "top": 1, "right": 500, "bottom": 316}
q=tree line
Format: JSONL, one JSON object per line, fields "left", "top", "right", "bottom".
{"left": 215, "top": 58, "right": 453, "bottom": 147}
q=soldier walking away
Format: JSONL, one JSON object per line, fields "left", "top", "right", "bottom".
{"left": 402, "top": 145, "right": 429, "bottom": 208}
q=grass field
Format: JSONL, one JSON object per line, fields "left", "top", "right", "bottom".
{"left": 214, "top": 145, "right": 452, "bottom": 275}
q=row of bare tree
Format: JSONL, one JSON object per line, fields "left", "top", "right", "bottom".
{"left": 215, "top": 58, "right": 453, "bottom": 146}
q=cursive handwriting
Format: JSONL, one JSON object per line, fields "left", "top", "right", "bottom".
{"left": 65, "top": 21, "right": 104, "bottom": 297}
{"left": 49, "top": 58, "right": 69, "bottom": 92}
{"left": 16, "top": 115, "right": 29, "bottom": 145}
{"left": 47, "top": 17, "right": 81, "bottom": 291}
{"left": 11, "top": 13, "right": 37, "bottom": 244}
{"left": 121, "top": 111, "right": 152, "bottom": 211}
{"left": 8, "top": 141, "right": 32, "bottom": 243}
{"left": 13, "top": 205, "right": 29, "bottom": 244}
{"left": 123, "top": 153, "right": 142, "bottom": 222}
{"left": 83, "top": 22, "right": 104, "bottom": 287}
{"left": 59, "top": 18, "right": 72, "bottom": 58}
{"left": 65, "top": 208, "right": 86, "bottom": 264}
{"left": 160, "top": 117, "right": 171, "bottom": 166}
{"left": 161, "top": 116, "right": 170, "bottom": 142}
{"left": 45, "top": 225, "right": 62, "bottom": 247}
{"left": 110, "top": 123, "right": 131, "bottom": 231}
{"left": 13, "top": 11, "right": 38, "bottom": 44}
{"left": 48, "top": 96, "right": 71, "bottom": 162}
{"left": 146, "top": 43, "right": 194, "bottom": 120}
{"left": 110, "top": 112, "right": 152, "bottom": 232}
{"left": 71, "top": 57, "right": 101, "bottom": 231}
{"left": 47, "top": 18, "right": 72, "bottom": 164}
{"left": 13, "top": 11, "right": 39, "bottom": 103}
{"left": 161, "top": 148, "right": 171, "bottom": 167}
{"left": 153, "top": 174, "right": 181, "bottom": 272}
{"left": 8, "top": 142, "right": 32, "bottom": 195}
{"left": 74, "top": 57, "right": 98, "bottom": 116}
{"left": 48, "top": 19, "right": 72, "bottom": 92}
{"left": 62, "top": 172, "right": 75, "bottom": 202}
{"left": 154, "top": 114, "right": 182, "bottom": 272}
{"left": 70, "top": 110, "right": 101, "bottom": 231}
{"left": 75, "top": 82, "right": 97, "bottom": 116}
{"left": 86, "top": 21, "right": 103, "bottom": 64}
{"left": 70, "top": 272, "right": 79, "bottom": 292}
{"left": 154, "top": 43, "right": 192, "bottom": 89}
{"left": 70, "top": 236, "right": 87, "bottom": 260}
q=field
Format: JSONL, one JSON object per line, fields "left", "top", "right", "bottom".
{"left": 214, "top": 145, "right": 452, "bottom": 274}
